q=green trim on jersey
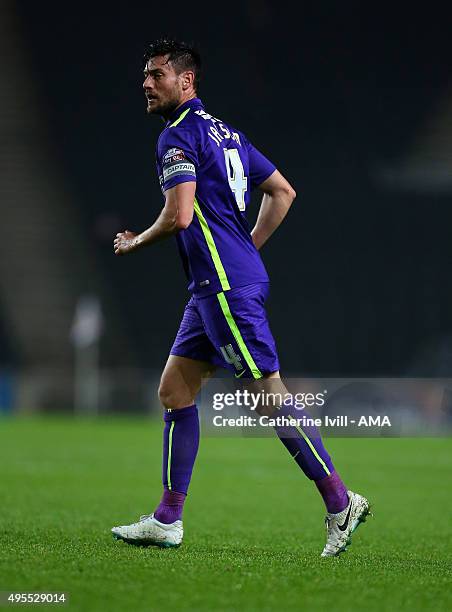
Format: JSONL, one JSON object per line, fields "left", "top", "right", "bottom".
{"left": 216, "top": 291, "right": 263, "bottom": 379}
{"left": 167, "top": 421, "right": 175, "bottom": 490}
{"left": 170, "top": 108, "right": 191, "bottom": 127}
{"left": 193, "top": 198, "right": 231, "bottom": 291}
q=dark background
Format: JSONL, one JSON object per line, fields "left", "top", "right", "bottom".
{"left": 4, "top": 1, "right": 452, "bottom": 379}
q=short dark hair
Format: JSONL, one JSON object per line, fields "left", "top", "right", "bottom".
{"left": 144, "top": 38, "right": 202, "bottom": 90}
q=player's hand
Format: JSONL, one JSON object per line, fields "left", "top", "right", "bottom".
{"left": 114, "top": 230, "right": 139, "bottom": 256}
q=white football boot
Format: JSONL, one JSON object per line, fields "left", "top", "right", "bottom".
{"left": 111, "top": 513, "right": 183, "bottom": 548}
{"left": 321, "top": 490, "right": 371, "bottom": 557}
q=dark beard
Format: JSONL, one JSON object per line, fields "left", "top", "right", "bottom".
{"left": 147, "top": 97, "right": 181, "bottom": 120}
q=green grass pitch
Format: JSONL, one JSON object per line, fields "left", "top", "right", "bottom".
{"left": 1, "top": 417, "right": 451, "bottom": 611}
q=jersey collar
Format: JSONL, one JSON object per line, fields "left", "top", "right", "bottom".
{"left": 165, "top": 97, "right": 204, "bottom": 127}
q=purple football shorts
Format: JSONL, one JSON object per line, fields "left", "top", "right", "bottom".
{"left": 170, "top": 282, "right": 280, "bottom": 379}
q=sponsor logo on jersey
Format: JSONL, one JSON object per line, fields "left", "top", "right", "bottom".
{"left": 163, "top": 148, "right": 186, "bottom": 164}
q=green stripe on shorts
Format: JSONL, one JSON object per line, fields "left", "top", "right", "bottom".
{"left": 217, "top": 291, "right": 262, "bottom": 379}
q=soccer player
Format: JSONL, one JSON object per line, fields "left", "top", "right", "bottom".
{"left": 112, "top": 38, "right": 370, "bottom": 556}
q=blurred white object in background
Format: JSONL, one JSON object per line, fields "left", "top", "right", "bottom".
{"left": 71, "top": 295, "right": 103, "bottom": 414}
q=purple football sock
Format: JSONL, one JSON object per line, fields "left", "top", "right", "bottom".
{"left": 315, "top": 470, "right": 349, "bottom": 514}
{"left": 154, "top": 489, "right": 186, "bottom": 524}
{"left": 272, "top": 403, "right": 335, "bottom": 481}
{"left": 154, "top": 404, "right": 199, "bottom": 524}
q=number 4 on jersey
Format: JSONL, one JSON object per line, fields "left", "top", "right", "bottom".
{"left": 223, "top": 148, "right": 248, "bottom": 211}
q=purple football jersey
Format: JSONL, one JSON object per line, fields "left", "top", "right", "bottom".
{"left": 156, "top": 98, "right": 276, "bottom": 296}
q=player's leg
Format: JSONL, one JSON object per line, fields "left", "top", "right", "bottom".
{"left": 197, "top": 283, "right": 370, "bottom": 556}
{"left": 245, "top": 371, "right": 370, "bottom": 556}
{"left": 158, "top": 354, "right": 216, "bottom": 409}
{"left": 153, "top": 355, "right": 215, "bottom": 525}
{"left": 112, "top": 298, "right": 218, "bottom": 547}
{"left": 246, "top": 373, "right": 348, "bottom": 510}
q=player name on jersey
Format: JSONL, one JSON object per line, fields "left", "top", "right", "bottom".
{"left": 194, "top": 109, "right": 242, "bottom": 147}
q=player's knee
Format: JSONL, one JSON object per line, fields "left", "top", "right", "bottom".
{"left": 158, "top": 380, "right": 191, "bottom": 410}
{"left": 158, "top": 381, "right": 174, "bottom": 409}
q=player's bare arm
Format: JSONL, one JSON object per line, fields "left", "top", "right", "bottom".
{"left": 251, "top": 170, "right": 296, "bottom": 250}
{"left": 114, "top": 181, "right": 196, "bottom": 255}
